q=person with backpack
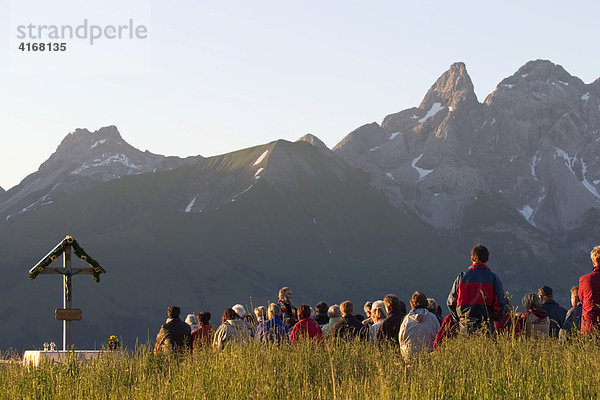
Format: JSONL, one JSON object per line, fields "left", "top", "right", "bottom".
{"left": 332, "top": 301, "right": 369, "bottom": 341}
{"left": 519, "top": 293, "right": 549, "bottom": 338}
{"left": 433, "top": 313, "right": 458, "bottom": 350}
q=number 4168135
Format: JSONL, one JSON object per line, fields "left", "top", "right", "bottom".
{"left": 18, "top": 42, "right": 66, "bottom": 51}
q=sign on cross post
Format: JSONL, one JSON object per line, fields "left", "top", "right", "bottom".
{"left": 28, "top": 236, "right": 106, "bottom": 351}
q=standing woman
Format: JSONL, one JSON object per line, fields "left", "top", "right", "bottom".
{"left": 278, "top": 286, "right": 298, "bottom": 327}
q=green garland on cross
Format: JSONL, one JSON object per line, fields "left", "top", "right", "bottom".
{"left": 28, "top": 236, "right": 105, "bottom": 282}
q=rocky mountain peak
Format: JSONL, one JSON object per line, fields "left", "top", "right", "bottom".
{"left": 1, "top": 126, "right": 202, "bottom": 225}
{"left": 419, "top": 61, "right": 478, "bottom": 111}
{"left": 517, "top": 59, "right": 574, "bottom": 83}
{"left": 296, "top": 134, "right": 329, "bottom": 150}
{"left": 591, "top": 78, "right": 600, "bottom": 96}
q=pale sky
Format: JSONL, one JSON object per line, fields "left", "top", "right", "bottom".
{"left": 1, "top": 0, "right": 599, "bottom": 190}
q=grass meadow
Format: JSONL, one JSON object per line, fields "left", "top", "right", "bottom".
{"left": 1, "top": 334, "right": 599, "bottom": 399}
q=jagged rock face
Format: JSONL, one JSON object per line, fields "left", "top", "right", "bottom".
{"left": 334, "top": 60, "right": 600, "bottom": 233}
{"left": 479, "top": 60, "right": 600, "bottom": 231}
{"left": 296, "top": 134, "right": 329, "bottom": 150}
{"left": 1, "top": 126, "right": 202, "bottom": 224}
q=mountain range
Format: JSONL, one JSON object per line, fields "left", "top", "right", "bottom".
{"left": 1, "top": 59, "right": 599, "bottom": 350}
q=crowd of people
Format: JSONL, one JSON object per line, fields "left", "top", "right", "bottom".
{"left": 153, "top": 244, "right": 600, "bottom": 363}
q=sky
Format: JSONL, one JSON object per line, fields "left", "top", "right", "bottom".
{"left": 1, "top": 0, "right": 599, "bottom": 190}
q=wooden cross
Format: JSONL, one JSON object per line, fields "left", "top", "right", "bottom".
{"left": 28, "top": 236, "right": 106, "bottom": 351}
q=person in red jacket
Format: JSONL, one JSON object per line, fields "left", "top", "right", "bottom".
{"left": 290, "top": 304, "right": 323, "bottom": 343}
{"left": 433, "top": 314, "right": 458, "bottom": 350}
{"left": 191, "top": 312, "right": 214, "bottom": 350}
{"left": 578, "top": 246, "right": 600, "bottom": 334}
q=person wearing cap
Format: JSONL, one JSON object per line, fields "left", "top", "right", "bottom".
{"left": 369, "top": 300, "right": 387, "bottom": 343}
{"left": 184, "top": 314, "right": 199, "bottom": 331}
{"left": 232, "top": 303, "right": 253, "bottom": 336}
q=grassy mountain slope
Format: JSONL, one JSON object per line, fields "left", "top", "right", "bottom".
{"left": 0, "top": 140, "right": 463, "bottom": 350}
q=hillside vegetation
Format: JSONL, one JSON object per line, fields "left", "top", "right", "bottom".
{"left": 2, "top": 335, "right": 599, "bottom": 399}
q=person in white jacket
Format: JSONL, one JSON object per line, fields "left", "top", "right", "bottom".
{"left": 398, "top": 291, "right": 440, "bottom": 363}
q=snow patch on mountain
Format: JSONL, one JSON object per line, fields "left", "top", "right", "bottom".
{"left": 419, "top": 103, "right": 444, "bottom": 123}
{"left": 582, "top": 92, "right": 591, "bottom": 101}
{"left": 70, "top": 154, "right": 142, "bottom": 175}
{"left": 253, "top": 150, "right": 269, "bottom": 166}
{"left": 388, "top": 132, "right": 400, "bottom": 140}
{"left": 554, "top": 147, "right": 576, "bottom": 175}
{"left": 518, "top": 205, "right": 534, "bottom": 222}
{"left": 580, "top": 160, "right": 600, "bottom": 201}
{"left": 91, "top": 139, "right": 106, "bottom": 149}
{"left": 530, "top": 153, "right": 542, "bottom": 180}
{"left": 411, "top": 154, "right": 433, "bottom": 181}
{"left": 185, "top": 197, "right": 196, "bottom": 213}
{"left": 232, "top": 184, "right": 255, "bottom": 201}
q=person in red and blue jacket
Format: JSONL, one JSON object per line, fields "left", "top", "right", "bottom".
{"left": 447, "top": 244, "right": 505, "bottom": 335}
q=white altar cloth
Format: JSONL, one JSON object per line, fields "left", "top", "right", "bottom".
{"left": 22, "top": 350, "right": 101, "bottom": 367}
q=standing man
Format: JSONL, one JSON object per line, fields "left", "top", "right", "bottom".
{"left": 278, "top": 286, "right": 298, "bottom": 328}
{"left": 537, "top": 286, "right": 567, "bottom": 338}
{"left": 447, "top": 244, "right": 505, "bottom": 335}
{"left": 578, "top": 246, "right": 600, "bottom": 334}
